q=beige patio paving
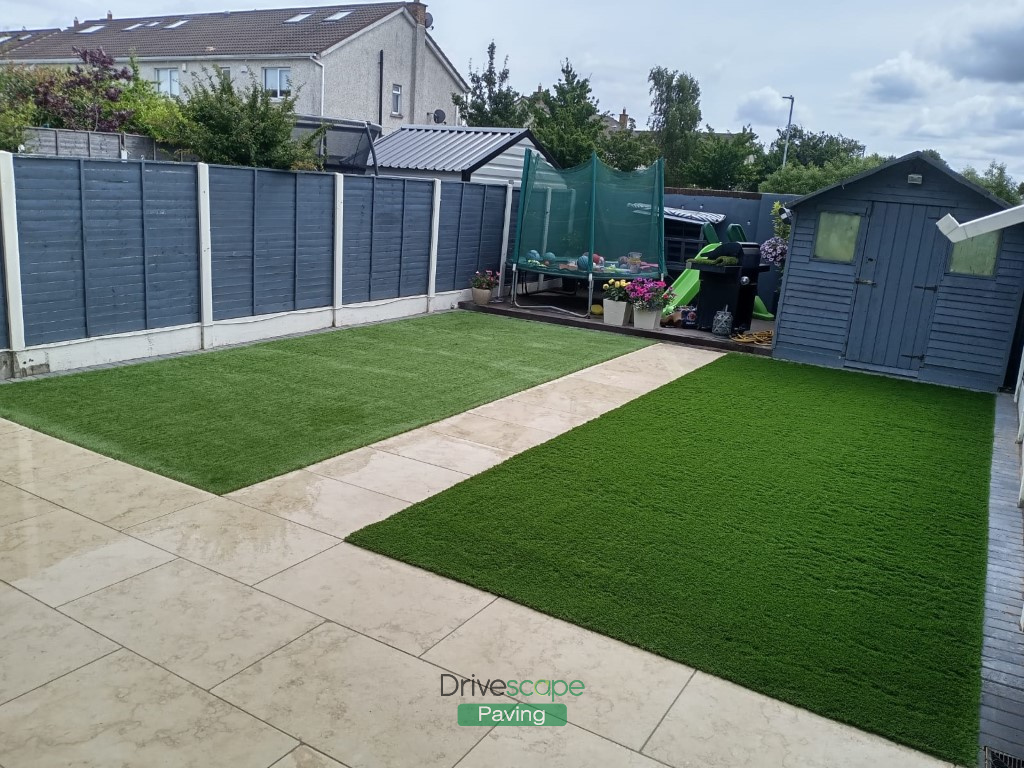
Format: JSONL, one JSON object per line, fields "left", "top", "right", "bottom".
{"left": 0, "top": 343, "right": 957, "bottom": 768}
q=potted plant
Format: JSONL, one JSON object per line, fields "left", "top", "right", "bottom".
{"left": 470, "top": 270, "right": 499, "bottom": 306}
{"left": 626, "top": 278, "right": 674, "bottom": 330}
{"left": 601, "top": 279, "right": 632, "bottom": 325}
{"left": 760, "top": 202, "right": 791, "bottom": 313}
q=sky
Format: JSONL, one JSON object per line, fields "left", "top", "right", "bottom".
{"left": 6, "top": 0, "right": 1024, "bottom": 177}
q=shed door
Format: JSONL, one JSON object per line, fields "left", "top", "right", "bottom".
{"left": 845, "top": 203, "right": 945, "bottom": 373}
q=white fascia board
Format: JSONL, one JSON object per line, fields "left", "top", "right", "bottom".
{"left": 938, "top": 205, "right": 1024, "bottom": 243}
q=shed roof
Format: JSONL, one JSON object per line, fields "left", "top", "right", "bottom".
{"left": 790, "top": 151, "right": 1011, "bottom": 211}
{"left": 372, "top": 125, "right": 555, "bottom": 173}
{"left": 4, "top": 3, "right": 406, "bottom": 59}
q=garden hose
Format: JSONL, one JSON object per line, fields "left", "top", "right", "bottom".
{"left": 730, "top": 330, "right": 774, "bottom": 345}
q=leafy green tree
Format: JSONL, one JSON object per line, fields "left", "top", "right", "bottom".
{"left": 452, "top": 41, "right": 525, "bottom": 128}
{"left": 961, "top": 160, "right": 1022, "bottom": 205}
{"left": 596, "top": 117, "right": 659, "bottom": 172}
{"left": 170, "top": 68, "right": 323, "bottom": 170}
{"left": 33, "top": 47, "right": 135, "bottom": 132}
{"left": 682, "top": 125, "right": 763, "bottom": 190}
{"left": 759, "top": 154, "right": 886, "bottom": 196}
{"left": 527, "top": 61, "right": 604, "bottom": 168}
{"left": 764, "top": 125, "right": 865, "bottom": 174}
{"left": 647, "top": 67, "right": 701, "bottom": 186}
{"left": 0, "top": 62, "right": 47, "bottom": 151}
{"left": 118, "top": 56, "right": 182, "bottom": 142}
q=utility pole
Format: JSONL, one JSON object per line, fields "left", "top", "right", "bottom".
{"left": 781, "top": 95, "right": 795, "bottom": 168}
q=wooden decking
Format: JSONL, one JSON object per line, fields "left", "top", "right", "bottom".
{"left": 980, "top": 395, "right": 1024, "bottom": 765}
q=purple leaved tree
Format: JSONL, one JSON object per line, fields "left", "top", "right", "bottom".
{"left": 34, "top": 47, "right": 135, "bottom": 132}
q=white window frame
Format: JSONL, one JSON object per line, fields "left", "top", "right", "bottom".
{"left": 263, "top": 67, "right": 292, "bottom": 99}
{"left": 154, "top": 67, "right": 180, "bottom": 96}
{"left": 391, "top": 83, "right": 402, "bottom": 116}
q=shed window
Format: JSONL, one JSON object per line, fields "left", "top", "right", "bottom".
{"left": 949, "top": 231, "right": 999, "bottom": 277}
{"left": 814, "top": 211, "right": 861, "bottom": 263}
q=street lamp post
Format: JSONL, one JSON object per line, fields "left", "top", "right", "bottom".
{"left": 781, "top": 95, "right": 795, "bottom": 168}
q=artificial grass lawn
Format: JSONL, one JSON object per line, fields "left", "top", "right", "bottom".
{"left": 349, "top": 355, "right": 993, "bottom": 764}
{"left": 0, "top": 312, "right": 648, "bottom": 493}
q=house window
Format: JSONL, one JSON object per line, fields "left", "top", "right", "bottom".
{"left": 391, "top": 84, "right": 402, "bottom": 116}
{"left": 155, "top": 68, "right": 180, "bottom": 96}
{"left": 263, "top": 67, "right": 291, "bottom": 98}
{"left": 949, "top": 231, "right": 1000, "bottom": 277}
{"left": 215, "top": 65, "right": 231, "bottom": 82}
{"left": 813, "top": 211, "right": 862, "bottom": 263}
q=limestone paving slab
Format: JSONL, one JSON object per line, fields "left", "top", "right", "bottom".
{"left": 468, "top": 398, "right": 591, "bottom": 434}
{"left": 0, "top": 650, "right": 297, "bottom": 768}
{"left": 212, "top": 622, "right": 488, "bottom": 768}
{"left": 0, "top": 483, "right": 62, "bottom": 529}
{"left": 373, "top": 429, "right": 514, "bottom": 474}
{"left": 460, "top": 721, "right": 665, "bottom": 768}
{"left": 308, "top": 447, "right": 468, "bottom": 503}
{"left": 641, "top": 671, "right": 952, "bottom": 768}
{"left": 510, "top": 376, "right": 640, "bottom": 418}
{"left": 423, "top": 598, "right": 693, "bottom": 751}
{"left": 0, "top": 430, "right": 110, "bottom": 486}
{"left": 126, "top": 496, "right": 338, "bottom": 585}
{"left": 259, "top": 543, "right": 495, "bottom": 655}
{"left": 62, "top": 559, "right": 323, "bottom": 688}
{"left": 21, "top": 460, "right": 211, "bottom": 530}
{"left": 427, "top": 412, "right": 559, "bottom": 453}
{"left": 0, "top": 508, "right": 175, "bottom": 606}
{"left": 227, "top": 469, "right": 409, "bottom": 539}
{"left": 271, "top": 745, "right": 348, "bottom": 768}
{"left": 0, "top": 583, "right": 117, "bottom": 705}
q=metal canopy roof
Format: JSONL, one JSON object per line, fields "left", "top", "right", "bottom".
{"left": 372, "top": 125, "right": 551, "bottom": 173}
{"left": 629, "top": 203, "right": 726, "bottom": 226}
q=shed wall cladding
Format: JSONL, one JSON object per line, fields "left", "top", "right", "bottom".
{"left": 433, "top": 182, "right": 507, "bottom": 293}
{"left": 341, "top": 176, "right": 434, "bottom": 303}
{"left": 210, "top": 167, "right": 335, "bottom": 320}
{"left": 14, "top": 156, "right": 200, "bottom": 346}
{"left": 774, "top": 159, "right": 1024, "bottom": 391}
{"left": 0, "top": 219, "right": 7, "bottom": 349}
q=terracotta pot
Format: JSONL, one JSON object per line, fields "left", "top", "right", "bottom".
{"left": 472, "top": 287, "right": 492, "bottom": 306}
{"left": 603, "top": 299, "right": 632, "bottom": 326}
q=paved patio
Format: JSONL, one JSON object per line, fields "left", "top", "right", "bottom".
{"left": 0, "top": 344, "right": 957, "bottom": 767}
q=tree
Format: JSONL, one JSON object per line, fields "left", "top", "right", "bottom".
{"left": 682, "top": 126, "right": 764, "bottom": 190}
{"left": 527, "top": 61, "right": 604, "bottom": 168}
{"left": 596, "top": 117, "right": 659, "bottom": 172}
{"left": 961, "top": 160, "right": 1023, "bottom": 205}
{"left": 763, "top": 125, "right": 865, "bottom": 174}
{"left": 33, "top": 47, "right": 136, "bottom": 132}
{"left": 170, "top": 68, "right": 323, "bottom": 170}
{"left": 0, "top": 63, "right": 47, "bottom": 151}
{"left": 647, "top": 67, "right": 701, "bottom": 186}
{"left": 759, "top": 155, "right": 887, "bottom": 196}
{"left": 452, "top": 41, "right": 525, "bottom": 128}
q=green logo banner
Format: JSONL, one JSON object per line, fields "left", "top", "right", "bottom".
{"left": 457, "top": 703, "right": 567, "bottom": 727}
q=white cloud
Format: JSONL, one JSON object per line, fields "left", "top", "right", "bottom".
{"left": 926, "top": 0, "right": 1024, "bottom": 82}
{"left": 855, "top": 52, "right": 941, "bottom": 103}
{"left": 735, "top": 87, "right": 790, "bottom": 126}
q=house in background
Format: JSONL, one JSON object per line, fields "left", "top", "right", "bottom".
{"left": 773, "top": 151, "right": 1024, "bottom": 392}
{"left": 4, "top": 3, "right": 468, "bottom": 134}
{"left": 0, "top": 28, "right": 59, "bottom": 55}
{"left": 372, "top": 125, "right": 556, "bottom": 185}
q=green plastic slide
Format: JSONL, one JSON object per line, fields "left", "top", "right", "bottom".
{"left": 663, "top": 269, "right": 701, "bottom": 315}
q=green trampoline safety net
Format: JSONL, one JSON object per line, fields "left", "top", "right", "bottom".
{"left": 512, "top": 151, "right": 665, "bottom": 281}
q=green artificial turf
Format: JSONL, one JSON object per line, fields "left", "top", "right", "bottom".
{"left": 0, "top": 312, "right": 648, "bottom": 493}
{"left": 349, "top": 355, "right": 993, "bottom": 764}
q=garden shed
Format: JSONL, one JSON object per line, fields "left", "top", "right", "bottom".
{"left": 773, "top": 151, "right": 1024, "bottom": 392}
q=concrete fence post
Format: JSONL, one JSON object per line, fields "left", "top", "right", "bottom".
{"left": 497, "top": 181, "right": 514, "bottom": 298}
{"left": 196, "top": 163, "right": 214, "bottom": 349}
{"left": 333, "top": 173, "right": 345, "bottom": 326}
{"left": 0, "top": 151, "right": 25, "bottom": 353}
{"left": 427, "top": 179, "right": 441, "bottom": 311}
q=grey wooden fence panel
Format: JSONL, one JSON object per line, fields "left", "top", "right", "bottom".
{"left": 433, "top": 182, "right": 463, "bottom": 293}
{"left": 295, "top": 174, "right": 334, "bottom": 310}
{"left": 143, "top": 163, "right": 200, "bottom": 328}
{"left": 210, "top": 167, "right": 255, "bottom": 320}
{"left": 454, "top": 184, "right": 486, "bottom": 289}
{"left": 14, "top": 156, "right": 88, "bottom": 345}
{"left": 399, "top": 180, "right": 432, "bottom": 297}
{"left": 82, "top": 162, "right": 147, "bottom": 336}
{"left": 342, "top": 176, "right": 373, "bottom": 304}
{"left": 369, "top": 178, "right": 404, "bottom": 301}
{"left": 254, "top": 170, "right": 297, "bottom": 315}
{"left": 478, "top": 185, "right": 505, "bottom": 273}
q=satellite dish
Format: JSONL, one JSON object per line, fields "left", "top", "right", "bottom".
{"left": 433, "top": 108, "right": 447, "bottom": 125}
{"left": 424, "top": 11, "right": 433, "bottom": 27}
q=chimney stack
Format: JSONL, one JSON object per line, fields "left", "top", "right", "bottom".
{"left": 106, "top": 10, "right": 112, "bottom": 19}
{"left": 406, "top": 2, "right": 427, "bottom": 26}
{"left": 619, "top": 108, "right": 629, "bottom": 130}
{"left": 73, "top": 16, "right": 80, "bottom": 27}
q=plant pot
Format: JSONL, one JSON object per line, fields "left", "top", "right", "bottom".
{"left": 633, "top": 308, "right": 660, "bottom": 330}
{"left": 471, "top": 287, "right": 492, "bottom": 306}
{"left": 603, "top": 299, "right": 632, "bottom": 326}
